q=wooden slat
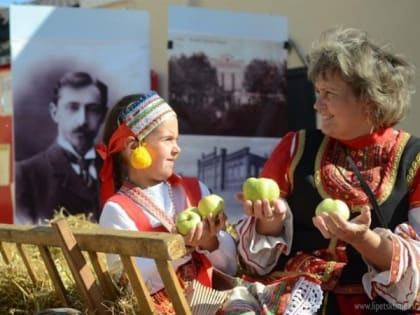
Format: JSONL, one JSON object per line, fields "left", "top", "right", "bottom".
{"left": 88, "top": 251, "right": 118, "bottom": 301}
{"left": 0, "top": 241, "right": 11, "bottom": 264}
{"left": 74, "top": 229, "right": 186, "bottom": 260}
{"left": 38, "top": 244, "right": 70, "bottom": 307}
{"left": 0, "top": 222, "right": 193, "bottom": 314}
{"left": 120, "top": 255, "right": 155, "bottom": 315}
{"left": 0, "top": 224, "right": 60, "bottom": 246}
{"left": 156, "top": 259, "right": 192, "bottom": 315}
{"left": 52, "top": 219, "right": 108, "bottom": 315}
{"left": 0, "top": 224, "right": 187, "bottom": 260}
{"left": 16, "top": 243, "right": 38, "bottom": 284}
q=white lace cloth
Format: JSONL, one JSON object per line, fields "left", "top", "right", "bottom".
{"left": 220, "top": 276, "right": 323, "bottom": 315}
{"left": 285, "top": 277, "right": 323, "bottom": 315}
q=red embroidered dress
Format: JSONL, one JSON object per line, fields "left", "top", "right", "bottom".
{"left": 238, "top": 128, "right": 420, "bottom": 314}
{"left": 102, "top": 176, "right": 213, "bottom": 314}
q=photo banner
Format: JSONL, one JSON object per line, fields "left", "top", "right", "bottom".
{"left": 9, "top": 5, "right": 150, "bottom": 224}
{"left": 169, "top": 6, "right": 288, "bottom": 223}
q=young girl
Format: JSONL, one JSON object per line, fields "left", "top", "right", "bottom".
{"left": 97, "top": 91, "right": 323, "bottom": 314}
{"left": 96, "top": 92, "right": 237, "bottom": 313}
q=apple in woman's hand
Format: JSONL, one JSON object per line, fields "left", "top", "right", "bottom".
{"left": 242, "top": 177, "right": 280, "bottom": 202}
{"left": 175, "top": 207, "right": 202, "bottom": 235}
{"left": 197, "top": 194, "right": 225, "bottom": 218}
{"left": 315, "top": 198, "right": 350, "bottom": 221}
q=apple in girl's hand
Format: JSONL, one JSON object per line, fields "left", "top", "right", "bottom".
{"left": 242, "top": 177, "right": 280, "bottom": 202}
{"left": 175, "top": 207, "right": 202, "bottom": 235}
{"left": 197, "top": 194, "right": 224, "bottom": 218}
{"left": 315, "top": 198, "right": 350, "bottom": 221}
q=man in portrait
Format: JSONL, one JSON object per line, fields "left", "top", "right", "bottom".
{"left": 14, "top": 71, "right": 108, "bottom": 224}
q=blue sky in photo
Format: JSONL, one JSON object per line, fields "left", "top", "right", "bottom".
{"left": 0, "top": 0, "right": 32, "bottom": 5}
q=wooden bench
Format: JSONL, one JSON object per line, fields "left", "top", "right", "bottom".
{"left": 0, "top": 219, "right": 192, "bottom": 315}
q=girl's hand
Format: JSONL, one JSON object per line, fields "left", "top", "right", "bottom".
{"left": 183, "top": 211, "right": 227, "bottom": 250}
{"left": 312, "top": 207, "right": 371, "bottom": 244}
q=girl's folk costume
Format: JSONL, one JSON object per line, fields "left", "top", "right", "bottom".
{"left": 97, "top": 91, "right": 324, "bottom": 314}
{"left": 237, "top": 128, "right": 420, "bottom": 314}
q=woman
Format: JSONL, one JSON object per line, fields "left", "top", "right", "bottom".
{"left": 237, "top": 27, "right": 420, "bottom": 314}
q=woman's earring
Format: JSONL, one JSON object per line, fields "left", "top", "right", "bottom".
{"left": 130, "top": 143, "right": 152, "bottom": 169}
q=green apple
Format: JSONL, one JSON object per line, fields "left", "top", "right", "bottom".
{"left": 315, "top": 198, "right": 350, "bottom": 221}
{"left": 175, "top": 207, "right": 202, "bottom": 235}
{"left": 197, "top": 194, "right": 225, "bottom": 218}
{"left": 242, "top": 177, "right": 280, "bottom": 202}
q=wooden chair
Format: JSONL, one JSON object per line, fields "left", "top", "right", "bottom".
{"left": 0, "top": 219, "right": 192, "bottom": 315}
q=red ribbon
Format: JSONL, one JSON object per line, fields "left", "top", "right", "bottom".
{"left": 192, "top": 251, "right": 213, "bottom": 288}
{"left": 96, "top": 124, "right": 134, "bottom": 206}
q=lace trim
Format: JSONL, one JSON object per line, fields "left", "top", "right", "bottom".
{"left": 285, "top": 277, "right": 323, "bottom": 315}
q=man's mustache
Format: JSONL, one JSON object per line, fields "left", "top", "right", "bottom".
{"left": 72, "top": 126, "right": 94, "bottom": 136}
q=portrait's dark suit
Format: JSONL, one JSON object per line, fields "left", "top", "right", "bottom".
{"left": 15, "top": 142, "right": 102, "bottom": 224}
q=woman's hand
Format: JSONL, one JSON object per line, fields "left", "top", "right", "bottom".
{"left": 312, "top": 207, "right": 371, "bottom": 244}
{"left": 313, "top": 207, "right": 394, "bottom": 271}
{"left": 236, "top": 192, "right": 288, "bottom": 236}
{"left": 183, "top": 211, "right": 227, "bottom": 251}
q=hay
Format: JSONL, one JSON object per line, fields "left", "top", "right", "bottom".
{"left": 0, "top": 236, "right": 85, "bottom": 314}
{"left": 0, "top": 209, "right": 139, "bottom": 315}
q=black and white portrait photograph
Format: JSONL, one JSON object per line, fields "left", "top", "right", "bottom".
{"left": 10, "top": 5, "right": 150, "bottom": 224}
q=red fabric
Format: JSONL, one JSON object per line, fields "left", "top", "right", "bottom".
{"left": 111, "top": 175, "right": 214, "bottom": 287}
{"left": 96, "top": 124, "right": 135, "bottom": 206}
{"left": 179, "top": 176, "right": 202, "bottom": 206}
{"left": 108, "top": 194, "right": 166, "bottom": 232}
{"left": 0, "top": 115, "right": 13, "bottom": 223}
{"left": 0, "top": 186, "right": 12, "bottom": 223}
{"left": 260, "top": 131, "right": 296, "bottom": 197}
{"left": 168, "top": 175, "right": 213, "bottom": 287}
{"left": 192, "top": 251, "right": 213, "bottom": 288}
{"left": 150, "top": 70, "right": 159, "bottom": 91}
{"left": 335, "top": 294, "right": 370, "bottom": 315}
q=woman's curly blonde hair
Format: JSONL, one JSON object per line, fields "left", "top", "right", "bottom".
{"left": 307, "top": 26, "right": 415, "bottom": 129}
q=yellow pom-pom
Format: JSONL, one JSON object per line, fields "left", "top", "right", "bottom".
{"left": 130, "top": 145, "right": 152, "bottom": 169}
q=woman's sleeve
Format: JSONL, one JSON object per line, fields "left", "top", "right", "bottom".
{"left": 362, "top": 224, "right": 420, "bottom": 310}
{"left": 361, "top": 167, "right": 420, "bottom": 310}
{"left": 99, "top": 201, "right": 189, "bottom": 294}
{"left": 260, "top": 131, "right": 297, "bottom": 196}
{"left": 236, "top": 132, "right": 297, "bottom": 276}
{"left": 236, "top": 208, "right": 293, "bottom": 276}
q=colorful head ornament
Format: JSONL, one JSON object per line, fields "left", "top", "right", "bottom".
{"left": 96, "top": 91, "right": 177, "bottom": 205}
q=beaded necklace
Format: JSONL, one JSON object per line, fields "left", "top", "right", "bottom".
{"left": 120, "top": 180, "right": 177, "bottom": 232}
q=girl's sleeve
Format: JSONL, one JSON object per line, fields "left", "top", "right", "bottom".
{"left": 196, "top": 181, "right": 238, "bottom": 276}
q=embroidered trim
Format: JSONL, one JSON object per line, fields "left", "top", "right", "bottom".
{"left": 377, "top": 132, "right": 410, "bottom": 205}
{"left": 407, "top": 152, "right": 420, "bottom": 189}
{"left": 289, "top": 130, "right": 306, "bottom": 192}
{"left": 314, "top": 131, "right": 410, "bottom": 210}
{"left": 119, "top": 181, "right": 176, "bottom": 233}
{"left": 321, "top": 261, "right": 336, "bottom": 283}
